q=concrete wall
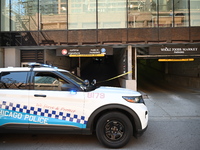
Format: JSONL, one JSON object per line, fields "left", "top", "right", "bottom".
{"left": 167, "top": 59, "right": 200, "bottom": 78}
{"left": 45, "top": 49, "right": 70, "bottom": 70}
{"left": 4, "top": 48, "right": 20, "bottom": 67}
{"left": 0, "top": 48, "right": 4, "bottom": 68}
{"left": 113, "top": 48, "right": 127, "bottom": 88}
{"left": 165, "top": 75, "right": 200, "bottom": 89}
{"left": 165, "top": 58, "right": 200, "bottom": 89}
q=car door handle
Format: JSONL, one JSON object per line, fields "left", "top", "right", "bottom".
{"left": 34, "top": 94, "right": 46, "bottom": 98}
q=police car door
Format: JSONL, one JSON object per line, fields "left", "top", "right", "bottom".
{"left": 0, "top": 71, "right": 29, "bottom": 130}
{"left": 28, "top": 71, "right": 86, "bottom": 131}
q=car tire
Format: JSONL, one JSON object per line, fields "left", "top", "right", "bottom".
{"left": 96, "top": 111, "right": 133, "bottom": 148}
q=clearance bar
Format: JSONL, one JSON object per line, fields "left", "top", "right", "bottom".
{"left": 69, "top": 54, "right": 105, "bottom": 57}
{"left": 158, "top": 58, "right": 194, "bottom": 62}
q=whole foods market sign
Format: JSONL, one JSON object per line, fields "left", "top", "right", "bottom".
{"left": 160, "top": 47, "right": 198, "bottom": 54}
{"left": 149, "top": 45, "right": 200, "bottom": 55}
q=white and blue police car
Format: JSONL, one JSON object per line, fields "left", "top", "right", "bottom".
{"left": 0, "top": 63, "right": 148, "bottom": 148}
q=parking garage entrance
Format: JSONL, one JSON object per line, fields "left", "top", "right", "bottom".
{"left": 56, "top": 46, "right": 122, "bottom": 87}
{"left": 137, "top": 44, "right": 200, "bottom": 89}
{"left": 56, "top": 46, "right": 137, "bottom": 90}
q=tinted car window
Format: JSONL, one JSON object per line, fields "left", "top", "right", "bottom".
{"left": 34, "top": 72, "right": 69, "bottom": 91}
{"left": 0, "top": 72, "right": 28, "bottom": 89}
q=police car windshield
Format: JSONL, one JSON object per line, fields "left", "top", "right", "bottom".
{"left": 61, "top": 71, "right": 86, "bottom": 86}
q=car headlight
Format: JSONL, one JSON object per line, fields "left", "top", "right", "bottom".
{"left": 122, "top": 96, "right": 144, "bottom": 103}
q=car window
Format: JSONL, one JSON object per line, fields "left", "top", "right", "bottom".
{"left": 60, "top": 71, "right": 86, "bottom": 86}
{"left": 0, "top": 72, "right": 28, "bottom": 89}
{"left": 34, "top": 72, "right": 70, "bottom": 91}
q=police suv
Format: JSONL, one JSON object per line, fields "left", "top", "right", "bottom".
{"left": 0, "top": 63, "right": 148, "bottom": 148}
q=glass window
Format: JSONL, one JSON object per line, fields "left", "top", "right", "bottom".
{"left": 61, "top": 71, "right": 86, "bottom": 86}
{"left": 98, "top": 0, "right": 126, "bottom": 29}
{"left": 0, "top": 72, "right": 28, "bottom": 89}
{"left": 158, "top": 0, "right": 189, "bottom": 27}
{"left": 190, "top": 0, "right": 200, "bottom": 26}
{"left": 174, "top": 0, "right": 189, "bottom": 27}
{"left": 128, "top": 0, "right": 157, "bottom": 28}
{"left": 34, "top": 72, "right": 69, "bottom": 91}
{"left": 68, "top": 0, "right": 96, "bottom": 29}
{"left": 157, "top": 0, "right": 173, "bottom": 27}
{"left": 1, "top": 0, "right": 10, "bottom": 31}
{"left": 11, "top": 0, "right": 38, "bottom": 31}
{"left": 39, "top": 0, "right": 67, "bottom": 30}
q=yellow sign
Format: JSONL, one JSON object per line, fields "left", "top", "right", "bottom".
{"left": 158, "top": 58, "right": 194, "bottom": 62}
{"left": 69, "top": 54, "right": 105, "bottom": 57}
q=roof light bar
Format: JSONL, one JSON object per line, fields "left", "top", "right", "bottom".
{"left": 28, "top": 63, "right": 58, "bottom": 69}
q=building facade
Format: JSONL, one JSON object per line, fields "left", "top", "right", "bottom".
{"left": 1, "top": 0, "right": 200, "bottom": 89}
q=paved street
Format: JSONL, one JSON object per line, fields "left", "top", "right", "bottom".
{"left": 1, "top": 81, "right": 200, "bottom": 150}
{"left": 137, "top": 81, "right": 200, "bottom": 150}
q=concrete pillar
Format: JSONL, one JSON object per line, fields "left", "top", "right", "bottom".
{"left": 127, "top": 45, "right": 132, "bottom": 80}
{"left": 5, "top": 48, "right": 20, "bottom": 67}
{"left": 125, "top": 46, "right": 137, "bottom": 91}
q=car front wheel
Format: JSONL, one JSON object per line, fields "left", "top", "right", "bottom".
{"left": 96, "top": 112, "right": 133, "bottom": 148}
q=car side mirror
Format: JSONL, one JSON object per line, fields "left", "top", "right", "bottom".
{"left": 91, "top": 79, "right": 96, "bottom": 85}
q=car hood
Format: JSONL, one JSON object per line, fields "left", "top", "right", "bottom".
{"left": 94, "top": 86, "right": 141, "bottom": 96}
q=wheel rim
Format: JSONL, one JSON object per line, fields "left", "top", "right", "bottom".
{"left": 104, "top": 120, "right": 124, "bottom": 141}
